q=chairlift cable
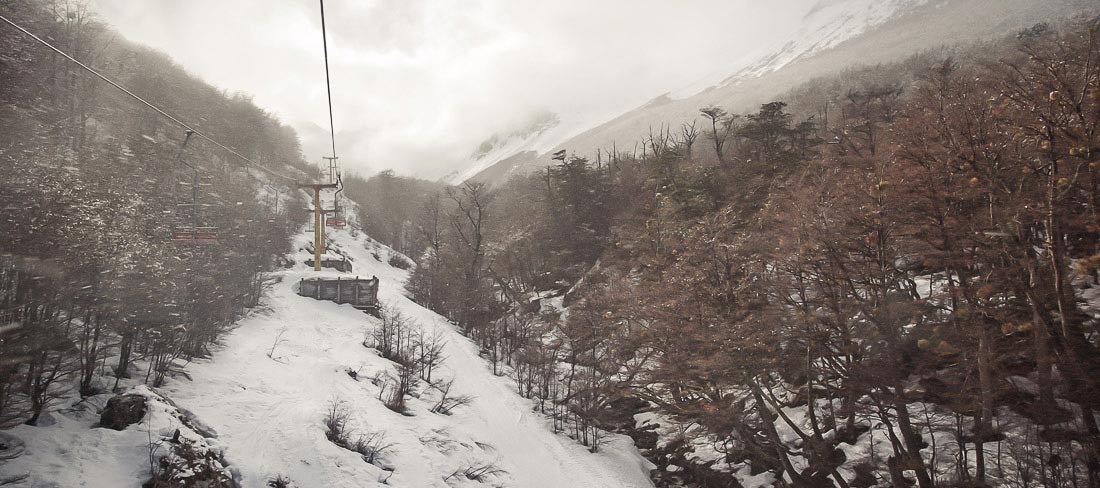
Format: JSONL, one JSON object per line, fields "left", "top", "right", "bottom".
{"left": 318, "top": 0, "right": 338, "bottom": 162}
{"left": 316, "top": 1, "right": 346, "bottom": 230}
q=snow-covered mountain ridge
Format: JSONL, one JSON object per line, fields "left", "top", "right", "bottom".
{"left": 448, "top": 0, "right": 932, "bottom": 185}
{"left": 443, "top": 111, "right": 561, "bottom": 185}
{"left": 452, "top": 0, "right": 1090, "bottom": 186}
{"left": 680, "top": 0, "right": 933, "bottom": 95}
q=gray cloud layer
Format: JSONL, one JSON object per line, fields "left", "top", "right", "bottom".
{"left": 89, "top": 0, "right": 816, "bottom": 178}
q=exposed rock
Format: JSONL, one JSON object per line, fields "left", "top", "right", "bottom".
{"left": 99, "top": 393, "right": 147, "bottom": 430}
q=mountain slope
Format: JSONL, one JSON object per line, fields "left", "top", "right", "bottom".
{"left": 463, "top": 0, "right": 1093, "bottom": 185}
{"left": 5, "top": 222, "right": 655, "bottom": 487}
{"left": 449, "top": 0, "right": 932, "bottom": 185}
{"left": 160, "top": 227, "right": 654, "bottom": 487}
{"left": 443, "top": 111, "right": 561, "bottom": 185}
{"left": 675, "top": 0, "right": 932, "bottom": 96}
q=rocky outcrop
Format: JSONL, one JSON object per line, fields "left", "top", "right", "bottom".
{"left": 99, "top": 394, "right": 147, "bottom": 431}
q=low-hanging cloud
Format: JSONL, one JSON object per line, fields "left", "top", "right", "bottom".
{"left": 89, "top": 0, "right": 816, "bottom": 179}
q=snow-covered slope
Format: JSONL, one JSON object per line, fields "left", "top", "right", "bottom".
{"left": 3, "top": 219, "right": 654, "bottom": 487}
{"left": 443, "top": 111, "right": 562, "bottom": 185}
{"left": 3, "top": 385, "right": 234, "bottom": 487}
{"left": 673, "top": 0, "right": 930, "bottom": 97}
{"left": 161, "top": 228, "right": 654, "bottom": 487}
{"left": 456, "top": 0, "right": 1092, "bottom": 186}
{"left": 447, "top": 0, "right": 932, "bottom": 185}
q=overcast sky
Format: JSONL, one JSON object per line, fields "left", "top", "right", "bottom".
{"left": 88, "top": 0, "right": 818, "bottom": 179}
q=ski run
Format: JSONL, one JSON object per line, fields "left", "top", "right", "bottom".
{"left": 5, "top": 225, "right": 655, "bottom": 487}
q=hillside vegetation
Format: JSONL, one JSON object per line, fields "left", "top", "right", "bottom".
{"left": 0, "top": 0, "right": 308, "bottom": 427}
{"left": 467, "top": 0, "right": 1095, "bottom": 187}
{"left": 364, "top": 16, "right": 1100, "bottom": 487}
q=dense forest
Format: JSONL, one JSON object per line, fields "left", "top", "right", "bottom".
{"left": 342, "top": 170, "right": 444, "bottom": 260}
{"left": 358, "top": 16, "right": 1100, "bottom": 488}
{"left": 0, "top": 0, "right": 308, "bottom": 429}
{"left": 5, "top": 0, "right": 1100, "bottom": 486}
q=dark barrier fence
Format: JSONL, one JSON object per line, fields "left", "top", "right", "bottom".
{"left": 297, "top": 276, "right": 379, "bottom": 315}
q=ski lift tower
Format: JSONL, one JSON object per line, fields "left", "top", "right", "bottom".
{"left": 298, "top": 181, "right": 338, "bottom": 271}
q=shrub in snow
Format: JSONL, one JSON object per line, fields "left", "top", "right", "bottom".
{"left": 267, "top": 475, "right": 296, "bottom": 488}
{"left": 323, "top": 400, "right": 352, "bottom": 445}
{"left": 266, "top": 328, "right": 289, "bottom": 360}
{"left": 380, "top": 358, "right": 419, "bottom": 414}
{"left": 444, "top": 462, "right": 507, "bottom": 483}
{"left": 367, "top": 306, "right": 415, "bottom": 362}
{"left": 430, "top": 379, "right": 474, "bottom": 415}
{"left": 113, "top": 386, "right": 235, "bottom": 488}
{"left": 367, "top": 305, "right": 432, "bottom": 414}
{"left": 148, "top": 435, "right": 234, "bottom": 488}
{"left": 350, "top": 431, "right": 394, "bottom": 465}
{"left": 387, "top": 253, "right": 412, "bottom": 270}
{"left": 323, "top": 400, "right": 393, "bottom": 466}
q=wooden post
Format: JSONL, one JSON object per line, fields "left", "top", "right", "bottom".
{"left": 297, "top": 182, "right": 337, "bottom": 272}
{"left": 320, "top": 209, "right": 327, "bottom": 255}
{"left": 312, "top": 188, "right": 322, "bottom": 271}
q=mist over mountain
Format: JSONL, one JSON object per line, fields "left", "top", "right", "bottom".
{"left": 5, "top": 0, "right": 1100, "bottom": 487}
{"left": 443, "top": 111, "right": 560, "bottom": 184}
{"left": 455, "top": 0, "right": 1093, "bottom": 186}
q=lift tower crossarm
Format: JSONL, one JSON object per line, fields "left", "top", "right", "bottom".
{"left": 298, "top": 182, "right": 339, "bottom": 271}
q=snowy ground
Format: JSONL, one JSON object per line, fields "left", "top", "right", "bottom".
{"left": 3, "top": 225, "right": 654, "bottom": 487}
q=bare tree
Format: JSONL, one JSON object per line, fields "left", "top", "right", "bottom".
{"left": 446, "top": 181, "right": 495, "bottom": 332}
{"left": 414, "top": 329, "right": 447, "bottom": 383}
{"left": 679, "top": 120, "right": 699, "bottom": 161}
{"left": 646, "top": 123, "right": 673, "bottom": 161}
